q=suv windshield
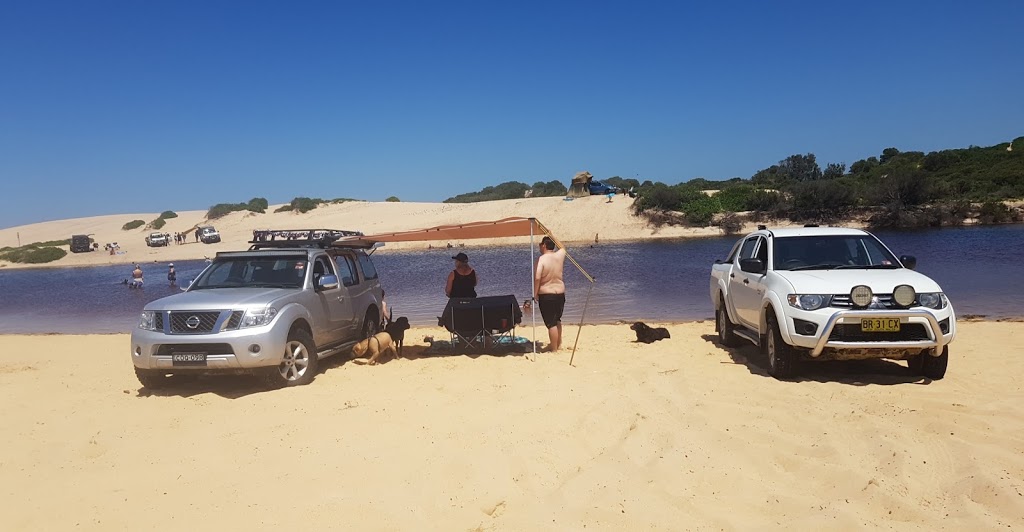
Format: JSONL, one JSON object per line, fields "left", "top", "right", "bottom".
{"left": 774, "top": 235, "right": 899, "bottom": 271}
{"left": 191, "top": 255, "right": 308, "bottom": 289}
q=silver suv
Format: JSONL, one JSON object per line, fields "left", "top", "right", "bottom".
{"left": 130, "top": 230, "right": 383, "bottom": 388}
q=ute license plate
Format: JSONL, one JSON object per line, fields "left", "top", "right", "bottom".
{"left": 171, "top": 353, "right": 207, "bottom": 366}
{"left": 861, "top": 318, "right": 901, "bottom": 332}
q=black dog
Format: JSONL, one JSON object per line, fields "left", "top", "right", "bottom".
{"left": 384, "top": 311, "right": 411, "bottom": 356}
{"left": 630, "top": 322, "right": 670, "bottom": 344}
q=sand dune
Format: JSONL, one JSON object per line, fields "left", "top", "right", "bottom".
{"left": 1, "top": 196, "right": 780, "bottom": 269}
{"left": 1, "top": 321, "right": 1022, "bottom": 530}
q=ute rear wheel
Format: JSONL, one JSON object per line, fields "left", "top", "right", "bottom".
{"left": 361, "top": 309, "right": 380, "bottom": 340}
{"left": 716, "top": 299, "right": 739, "bottom": 347}
{"left": 765, "top": 313, "right": 796, "bottom": 379}
{"left": 266, "top": 329, "right": 318, "bottom": 388}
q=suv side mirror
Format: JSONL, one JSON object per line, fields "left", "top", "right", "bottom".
{"left": 739, "top": 258, "right": 766, "bottom": 275}
{"left": 317, "top": 274, "right": 339, "bottom": 291}
{"left": 900, "top": 255, "right": 917, "bottom": 270}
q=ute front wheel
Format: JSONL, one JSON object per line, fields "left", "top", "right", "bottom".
{"left": 910, "top": 346, "right": 948, "bottom": 380}
{"left": 765, "top": 314, "right": 796, "bottom": 379}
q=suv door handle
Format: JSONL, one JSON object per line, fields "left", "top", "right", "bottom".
{"left": 729, "top": 273, "right": 735, "bottom": 278}
{"left": 336, "top": 296, "right": 344, "bottom": 302}
{"left": 743, "top": 279, "right": 749, "bottom": 285}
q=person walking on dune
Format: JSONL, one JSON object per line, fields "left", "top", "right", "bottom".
{"left": 533, "top": 236, "right": 566, "bottom": 351}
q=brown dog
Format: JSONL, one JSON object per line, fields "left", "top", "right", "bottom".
{"left": 351, "top": 332, "right": 397, "bottom": 365}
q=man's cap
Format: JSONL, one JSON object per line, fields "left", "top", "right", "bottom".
{"left": 169, "top": 263, "right": 174, "bottom": 267}
{"left": 452, "top": 252, "right": 469, "bottom": 262}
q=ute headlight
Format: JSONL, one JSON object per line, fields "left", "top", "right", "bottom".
{"left": 787, "top": 294, "right": 831, "bottom": 311}
{"left": 138, "top": 310, "right": 158, "bottom": 331}
{"left": 917, "top": 292, "right": 947, "bottom": 310}
{"left": 850, "top": 285, "right": 873, "bottom": 307}
{"left": 240, "top": 307, "right": 278, "bottom": 328}
{"left": 892, "top": 285, "right": 916, "bottom": 307}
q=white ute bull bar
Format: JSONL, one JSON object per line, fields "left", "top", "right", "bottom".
{"left": 811, "top": 310, "right": 949, "bottom": 358}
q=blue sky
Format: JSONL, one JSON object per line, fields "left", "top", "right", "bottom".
{"left": 1, "top": 1, "right": 1021, "bottom": 228}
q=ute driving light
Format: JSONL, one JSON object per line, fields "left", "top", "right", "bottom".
{"left": 917, "top": 292, "right": 947, "bottom": 310}
{"left": 892, "top": 285, "right": 916, "bottom": 307}
{"left": 241, "top": 307, "right": 278, "bottom": 328}
{"left": 850, "top": 285, "right": 873, "bottom": 307}
{"left": 787, "top": 294, "right": 831, "bottom": 311}
{"left": 138, "top": 311, "right": 158, "bottom": 331}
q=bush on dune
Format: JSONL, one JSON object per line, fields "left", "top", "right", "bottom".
{"left": 0, "top": 243, "right": 68, "bottom": 264}
{"left": 122, "top": 220, "right": 145, "bottom": 231}
{"left": 207, "top": 197, "right": 270, "bottom": 219}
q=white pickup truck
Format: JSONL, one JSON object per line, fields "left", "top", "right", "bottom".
{"left": 710, "top": 226, "right": 955, "bottom": 379}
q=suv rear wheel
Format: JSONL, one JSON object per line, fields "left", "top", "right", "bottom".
{"left": 716, "top": 298, "right": 739, "bottom": 347}
{"left": 361, "top": 308, "right": 380, "bottom": 339}
{"left": 266, "top": 329, "right": 318, "bottom": 388}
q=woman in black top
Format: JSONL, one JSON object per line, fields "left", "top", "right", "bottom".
{"left": 446, "top": 252, "right": 478, "bottom": 298}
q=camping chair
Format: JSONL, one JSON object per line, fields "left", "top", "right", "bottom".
{"left": 439, "top": 295, "right": 523, "bottom": 352}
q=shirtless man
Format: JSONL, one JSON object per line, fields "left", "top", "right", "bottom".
{"left": 532, "top": 237, "right": 567, "bottom": 351}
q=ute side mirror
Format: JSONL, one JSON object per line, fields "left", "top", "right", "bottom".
{"left": 739, "top": 258, "right": 766, "bottom": 275}
{"left": 900, "top": 255, "right": 917, "bottom": 270}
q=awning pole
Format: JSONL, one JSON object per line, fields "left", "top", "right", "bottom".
{"left": 530, "top": 219, "right": 537, "bottom": 356}
{"left": 568, "top": 281, "right": 593, "bottom": 366}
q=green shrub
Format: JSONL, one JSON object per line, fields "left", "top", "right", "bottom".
{"left": 681, "top": 194, "right": 721, "bottom": 226}
{"left": 207, "top": 203, "right": 241, "bottom": 219}
{"left": 149, "top": 218, "right": 166, "bottom": 230}
{"left": 718, "top": 212, "right": 745, "bottom": 234}
{"left": 0, "top": 245, "right": 67, "bottom": 264}
{"left": 122, "top": 220, "right": 145, "bottom": 231}
{"left": 274, "top": 204, "right": 292, "bottom": 213}
{"left": 246, "top": 197, "right": 269, "bottom": 213}
{"left": 159, "top": 210, "right": 178, "bottom": 219}
{"left": 385, "top": 196, "right": 401, "bottom": 202}
{"left": 978, "top": 201, "right": 1011, "bottom": 224}
{"left": 276, "top": 197, "right": 324, "bottom": 213}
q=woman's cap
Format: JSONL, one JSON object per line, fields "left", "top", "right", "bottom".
{"left": 452, "top": 252, "right": 469, "bottom": 262}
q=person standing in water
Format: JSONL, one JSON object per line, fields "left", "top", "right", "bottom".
{"left": 167, "top": 263, "right": 177, "bottom": 286}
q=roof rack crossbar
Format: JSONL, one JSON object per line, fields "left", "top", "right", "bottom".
{"left": 247, "top": 229, "right": 365, "bottom": 250}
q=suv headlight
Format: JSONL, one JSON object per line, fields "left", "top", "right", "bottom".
{"left": 138, "top": 310, "right": 158, "bottom": 331}
{"left": 917, "top": 292, "right": 947, "bottom": 310}
{"left": 241, "top": 307, "right": 278, "bottom": 328}
{"left": 787, "top": 294, "right": 831, "bottom": 311}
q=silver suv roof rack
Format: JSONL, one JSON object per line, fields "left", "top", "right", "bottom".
{"left": 248, "top": 229, "right": 364, "bottom": 250}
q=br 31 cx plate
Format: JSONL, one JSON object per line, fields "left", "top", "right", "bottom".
{"left": 861, "top": 318, "right": 901, "bottom": 333}
{"left": 171, "top": 353, "right": 207, "bottom": 366}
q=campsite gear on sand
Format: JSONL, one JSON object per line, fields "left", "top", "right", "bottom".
{"left": 439, "top": 295, "right": 523, "bottom": 351}
{"left": 332, "top": 217, "right": 595, "bottom": 364}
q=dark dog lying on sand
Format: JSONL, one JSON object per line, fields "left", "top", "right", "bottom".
{"left": 384, "top": 313, "right": 410, "bottom": 356}
{"left": 631, "top": 322, "right": 671, "bottom": 343}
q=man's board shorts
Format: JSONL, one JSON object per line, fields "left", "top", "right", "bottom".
{"left": 538, "top": 293, "right": 565, "bottom": 328}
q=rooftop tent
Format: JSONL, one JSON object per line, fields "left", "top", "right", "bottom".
{"left": 333, "top": 217, "right": 595, "bottom": 364}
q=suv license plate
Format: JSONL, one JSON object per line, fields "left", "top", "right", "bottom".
{"left": 861, "top": 318, "right": 901, "bottom": 332}
{"left": 171, "top": 353, "right": 207, "bottom": 366}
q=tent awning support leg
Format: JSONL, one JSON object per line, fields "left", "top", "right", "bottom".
{"left": 568, "top": 281, "right": 594, "bottom": 366}
{"left": 530, "top": 221, "right": 537, "bottom": 357}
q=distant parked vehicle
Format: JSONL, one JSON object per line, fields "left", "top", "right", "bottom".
{"left": 588, "top": 180, "right": 619, "bottom": 195}
{"left": 145, "top": 232, "right": 170, "bottom": 247}
{"left": 198, "top": 226, "right": 221, "bottom": 244}
{"left": 70, "top": 234, "right": 95, "bottom": 253}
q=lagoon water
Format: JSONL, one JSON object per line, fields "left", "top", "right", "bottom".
{"left": 1, "top": 225, "right": 1022, "bottom": 334}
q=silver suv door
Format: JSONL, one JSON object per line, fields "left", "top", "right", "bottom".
{"left": 312, "top": 254, "right": 354, "bottom": 345}
{"left": 731, "top": 236, "right": 765, "bottom": 327}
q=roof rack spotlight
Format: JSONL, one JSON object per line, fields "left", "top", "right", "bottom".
{"left": 757, "top": 224, "right": 767, "bottom": 230}
{"left": 804, "top": 224, "right": 819, "bottom": 228}
{"left": 248, "top": 229, "right": 365, "bottom": 249}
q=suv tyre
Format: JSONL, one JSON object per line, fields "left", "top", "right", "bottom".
{"left": 266, "top": 328, "right": 318, "bottom": 388}
{"left": 717, "top": 298, "right": 739, "bottom": 347}
{"left": 765, "top": 312, "right": 796, "bottom": 379}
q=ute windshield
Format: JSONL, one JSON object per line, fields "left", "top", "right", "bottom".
{"left": 191, "top": 255, "right": 308, "bottom": 289}
{"left": 773, "top": 235, "right": 900, "bottom": 271}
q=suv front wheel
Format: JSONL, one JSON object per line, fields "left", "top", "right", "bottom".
{"left": 266, "top": 328, "right": 318, "bottom": 388}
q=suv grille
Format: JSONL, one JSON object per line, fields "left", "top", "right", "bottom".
{"left": 829, "top": 323, "right": 931, "bottom": 342}
{"left": 169, "top": 311, "right": 221, "bottom": 334}
{"left": 225, "top": 311, "right": 244, "bottom": 330}
{"left": 154, "top": 312, "right": 164, "bottom": 331}
{"left": 156, "top": 343, "right": 235, "bottom": 356}
{"left": 831, "top": 294, "right": 901, "bottom": 309}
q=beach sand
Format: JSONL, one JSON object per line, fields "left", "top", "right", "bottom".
{"left": 1, "top": 321, "right": 1022, "bottom": 530}
{"left": 0, "top": 196, "right": 821, "bottom": 269}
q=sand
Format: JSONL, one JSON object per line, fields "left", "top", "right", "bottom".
{"left": 1, "top": 321, "right": 1022, "bottom": 530}
{"left": 1, "top": 196, "right": 812, "bottom": 269}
